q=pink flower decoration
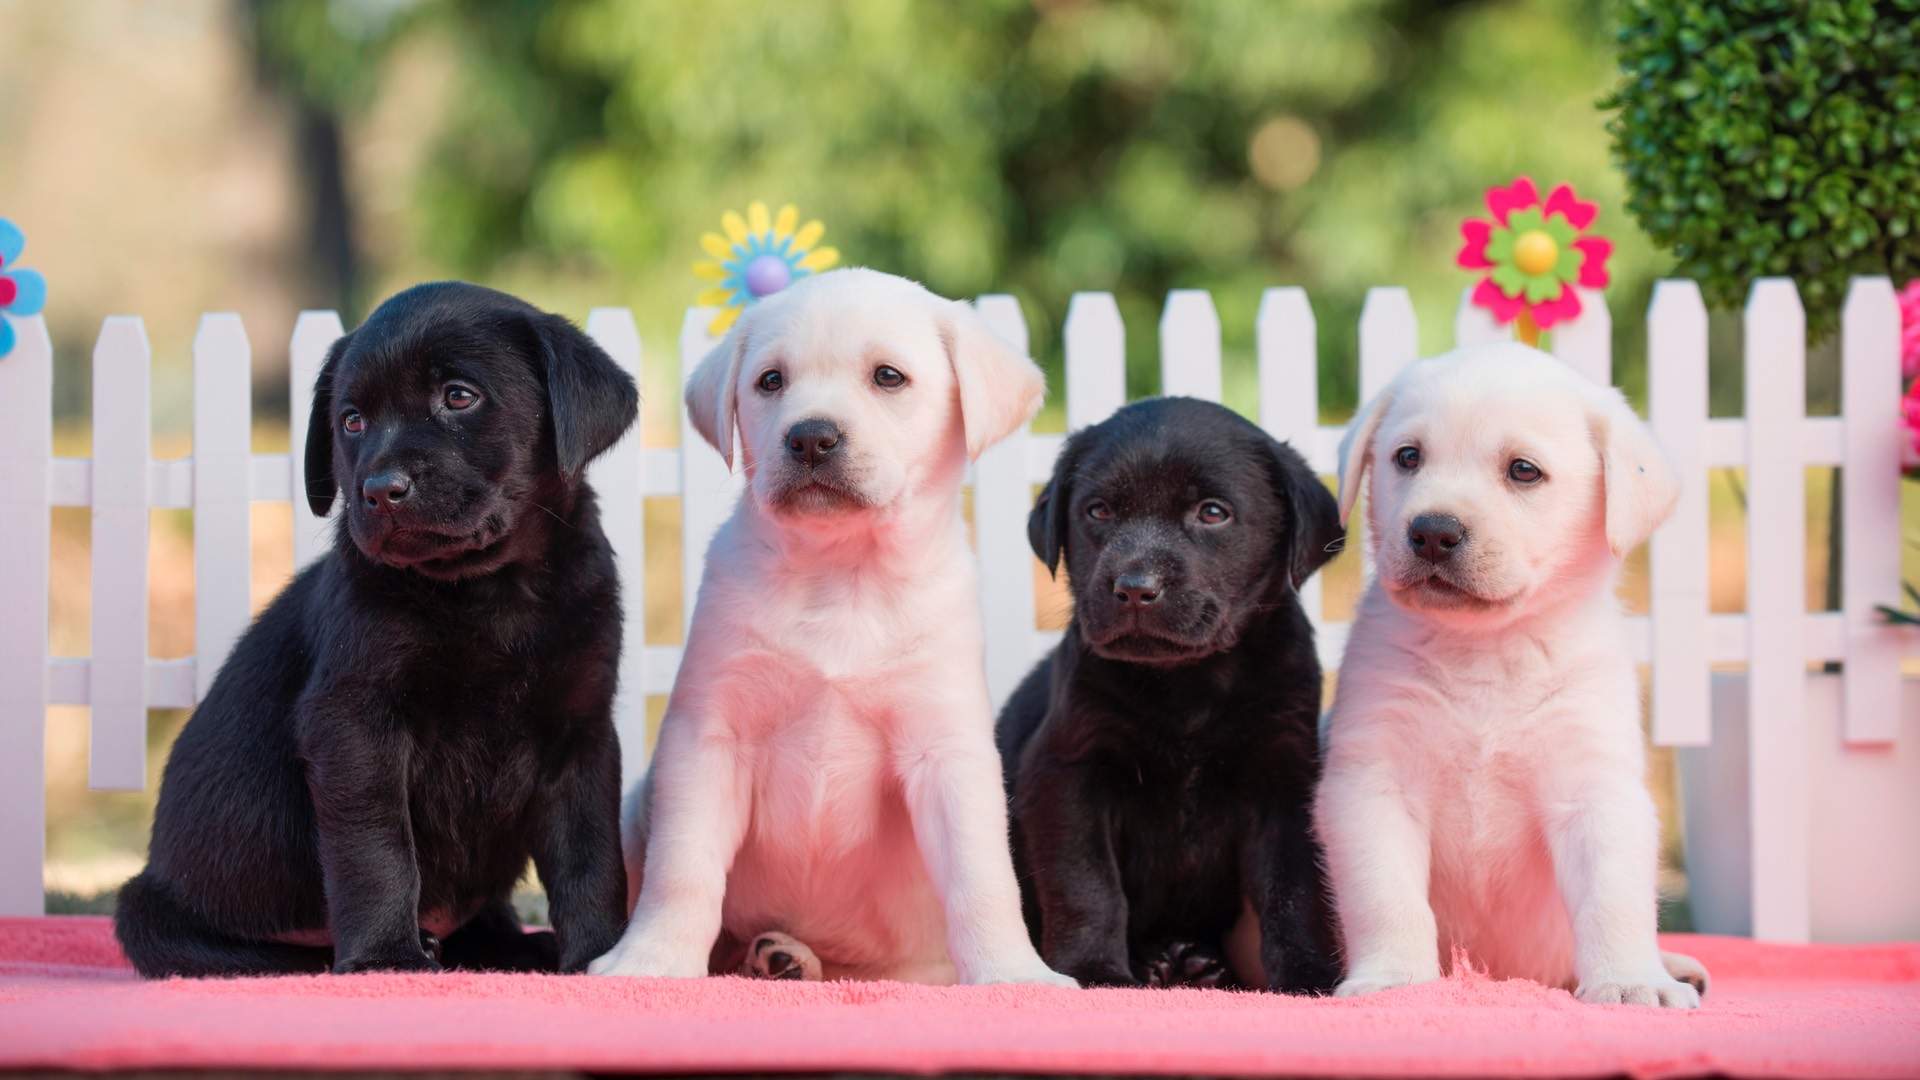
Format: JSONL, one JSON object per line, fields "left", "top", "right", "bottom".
{"left": 1484, "top": 177, "right": 1539, "bottom": 226}
{"left": 1899, "top": 279, "right": 1920, "bottom": 382}
{"left": 1457, "top": 176, "right": 1612, "bottom": 342}
{"left": 1903, "top": 378, "right": 1920, "bottom": 458}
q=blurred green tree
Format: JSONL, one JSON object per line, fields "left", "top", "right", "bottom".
{"left": 260, "top": 0, "right": 1656, "bottom": 420}
{"left": 243, "top": 0, "right": 422, "bottom": 318}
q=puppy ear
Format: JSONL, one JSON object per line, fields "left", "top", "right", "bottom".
{"left": 1586, "top": 385, "right": 1679, "bottom": 556}
{"left": 940, "top": 300, "right": 1046, "bottom": 460}
{"left": 1027, "top": 434, "right": 1080, "bottom": 578}
{"left": 685, "top": 320, "right": 749, "bottom": 471}
{"left": 302, "top": 332, "right": 350, "bottom": 518}
{"left": 1271, "top": 439, "right": 1343, "bottom": 589}
{"left": 1335, "top": 385, "right": 1394, "bottom": 527}
{"left": 533, "top": 313, "right": 639, "bottom": 479}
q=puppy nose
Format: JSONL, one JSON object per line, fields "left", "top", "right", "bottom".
{"left": 1407, "top": 513, "right": 1466, "bottom": 563}
{"left": 785, "top": 419, "right": 842, "bottom": 467}
{"left": 361, "top": 470, "right": 413, "bottom": 512}
{"left": 1113, "top": 571, "right": 1163, "bottom": 607}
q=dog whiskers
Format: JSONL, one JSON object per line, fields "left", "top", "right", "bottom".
{"left": 530, "top": 500, "right": 576, "bottom": 531}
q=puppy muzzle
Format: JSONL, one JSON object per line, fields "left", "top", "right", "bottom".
{"left": 1080, "top": 573, "right": 1234, "bottom": 665}
{"left": 763, "top": 419, "right": 873, "bottom": 514}
{"left": 1379, "top": 541, "right": 1516, "bottom": 615}
{"left": 347, "top": 484, "right": 517, "bottom": 578}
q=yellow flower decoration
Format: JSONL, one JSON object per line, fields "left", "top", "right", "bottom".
{"left": 692, "top": 201, "right": 839, "bottom": 336}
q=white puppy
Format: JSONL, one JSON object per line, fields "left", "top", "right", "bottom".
{"left": 589, "top": 269, "right": 1073, "bottom": 987}
{"left": 1314, "top": 343, "right": 1707, "bottom": 1008}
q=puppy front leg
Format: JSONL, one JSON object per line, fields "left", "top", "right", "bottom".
{"left": 1244, "top": 801, "right": 1341, "bottom": 994}
{"left": 898, "top": 714, "right": 1076, "bottom": 987}
{"left": 1313, "top": 758, "right": 1441, "bottom": 996}
{"left": 300, "top": 705, "right": 435, "bottom": 974}
{"left": 529, "top": 721, "right": 628, "bottom": 972}
{"left": 1017, "top": 763, "right": 1133, "bottom": 985}
{"left": 1543, "top": 782, "right": 1700, "bottom": 1009}
{"left": 588, "top": 709, "right": 749, "bottom": 978}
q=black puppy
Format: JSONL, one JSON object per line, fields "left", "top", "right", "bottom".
{"left": 997, "top": 396, "right": 1343, "bottom": 992}
{"left": 115, "top": 282, "right": 638, "bottom": 977}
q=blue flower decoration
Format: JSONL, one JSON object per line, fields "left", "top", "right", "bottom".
{"left": 693, "top": 202, "right": 838, "bottom": 336}
{"left": 0, "top": 218, "right": 48, "bottom": 359}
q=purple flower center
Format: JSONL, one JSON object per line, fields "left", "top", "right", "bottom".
{"left": 744, "top": 254, "right": 792, "bottom": 298}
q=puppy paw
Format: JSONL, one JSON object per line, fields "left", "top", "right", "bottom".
{"left": 1056, "top": 958, "right": 1138, "bottom": 987}
{"left": 962, "top": 957, "right": 1079, "bottom": 988}
{"left": 333, "top": 935, "right": 442, "bottom": 975}
{"left": 1137, "top": 941, "right": 1230, "bottom": 989}
{"left": 585, "top": 931, "right": 708, "bottom": 979}
{"left": 740, "top": 932, "right": 822, "bottom": 981}
{"left": 1577, "top": 974, "right": 1701, "bottom": 1009}
{"left": 1333, "top": 970, "right": 1435, "bottom": 997}
{"left": 1661, "top": 949, "right": 1710, "bottom": 996}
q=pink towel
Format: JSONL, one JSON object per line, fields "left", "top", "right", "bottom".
{"left": 2, "top": 917, "right": 1916, "bottom": 1077}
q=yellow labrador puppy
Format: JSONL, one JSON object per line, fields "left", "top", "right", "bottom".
{"left": 590, "top": 269, "right": 1073, "bottom": 986}
{"left": 1316, "top": 343, "right": 1707, "bottom": 1007}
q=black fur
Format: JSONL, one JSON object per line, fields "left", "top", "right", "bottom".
{"left": 997, "top": 397, "right": 1343, "bottom": 992}
{"left": 116, "top": 282, "right": 639, "bottom": 977}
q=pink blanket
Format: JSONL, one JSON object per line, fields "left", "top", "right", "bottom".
{"left": 2, "top": 917, "right": 1916, "bottom": 1077}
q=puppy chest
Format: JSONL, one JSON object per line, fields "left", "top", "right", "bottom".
{"left": 743, "top": 696, "right": 898, "bottom": 852}
{"left": 1108, "top": 767, "right": 1247, "bottom": 920}
{"left": 1424, "top": 746, "right": 1546, "bottom": 874}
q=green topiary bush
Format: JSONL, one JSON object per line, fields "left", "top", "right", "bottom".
{"left": 1604, "top": 0, "right": 1920, "bottom": 337}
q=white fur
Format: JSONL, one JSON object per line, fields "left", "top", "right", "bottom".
{"left": 588, "top": 269, "right": 1072, "bottom": 986}
{"left": 1315, "top": 343, "right": 1704, "bottom": 1008}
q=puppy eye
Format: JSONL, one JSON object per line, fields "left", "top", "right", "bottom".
{"left": 1508, "top": 458, "right": 1544, "bottom": 484}
{"left": 873, "top": 365, "right": 908, "bottom": 390}
{"left": 1195, "top": 500, "right": 1233, "bottom": 526}
{"left": 341, "top": 409, "right": 365, "bottom": 435}
{"left": 1085, "top": 500, "right": 1113, "bottom": 522}
{"left": 1393, "top": 446, "right": 1421, "bottom": 472}
{"left": 443, "top": 384, "right": 480, "bottom": 411}
{"left": 756, "top": 369, "right": 784, "bottom": 394}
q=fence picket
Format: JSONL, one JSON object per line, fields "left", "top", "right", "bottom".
{"left": 88, "top": 318, "right": 152, "bottom": 791}
{"left": 975, "top": 295, "right": 1039, "bottom": 708}
{"left": 192, "top": 315, "right": 253, "bottom": 701}
{"left": 1648, "top": 281, "right": 1712, "bottom": 747}
{"left": 1064, "top": 292, "right": 1125, "bottom": 430}
{"left": 1840, "top": 278, "right": 1902, "bottom": 745}
{"left": 1358, "top": 287, "right": 1417, "bottom": 400}
{"left": 1159, "top": 290, "right": 1222, "bottom": 401}
{"left": 1356, "top": 288, "right": 1418, "bottom": 580}
{"left": 1452, "top": 286, "right": 1506, "bottom": 348}
{"left": 1744, "top": 278, "right": 1810, "bottom": 943}
{"left": 289, "top": 311, "right": 344, "bottom": 572}
{"left": 0, "top": 315, "right": 51, "bottom": 915}
{"left": 1551, "top": 287, "right": 1613, "bottom": 384}
{"left": 679, "top": 309, "right": 736, "bottom": 636}
{"left": 1257, "top": 287, "right": 1325, "bottom": 628}
{"left": 586, "top": 308, "right": 649, "bottom": 780}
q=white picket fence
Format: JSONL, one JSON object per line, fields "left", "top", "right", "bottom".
{"left": 0, "top": 278, "right": 1911, "bottom": 942}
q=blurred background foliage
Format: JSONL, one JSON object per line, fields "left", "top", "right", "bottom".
{"left": 235, "top": 0, "right": 1663, "bottom": 425}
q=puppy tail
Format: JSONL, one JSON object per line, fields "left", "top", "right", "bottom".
{"left": 1661, "top": 949, "right": 1709, "bottom": 996}
{"left": 114, "top": 870, "right": 330, "bottom": 978}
